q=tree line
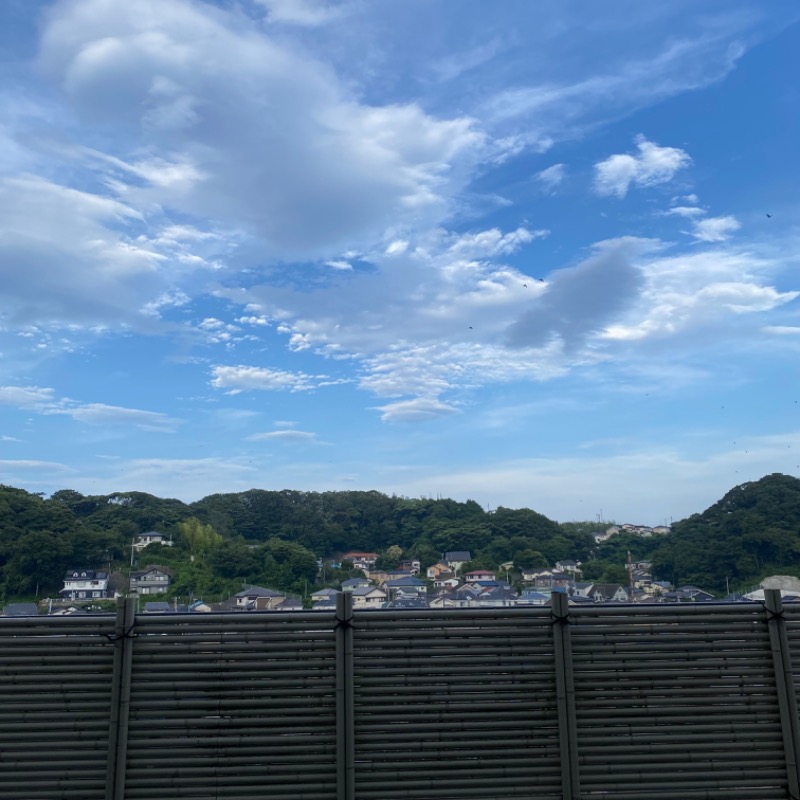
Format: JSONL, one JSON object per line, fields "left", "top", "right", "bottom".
{"left": 1, "top": 473, "right": 799, "bottom": 602}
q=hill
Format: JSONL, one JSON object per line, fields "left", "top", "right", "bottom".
{"left": 651, "top": 473, "right": 800, "bottom": 593}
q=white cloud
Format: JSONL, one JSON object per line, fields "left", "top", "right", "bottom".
{"left": 593, "top": 136, "right": 691, "bottom": 198}
{"left": 666, "top": 205, "right": 705, "bottom": 218}
{"left": 0, "top": 386, "right": 58, "bottom": 408}
{"left": 447, "top": 226, "right": 548, "bottom": 259}
{"left": 0, "top": 460, "right": 71, "bottom": 472}
{"left": 0, "top": 385, "right": 180, "bottom": 431}
{"left": 248, "top": 430, "right": 318, "bottom": 442}
{"left": 66, "top": 403, "right": 180, "bottom": 431}
{"left": 691, "top": 215, "right": 741, "bottom": 242}
{"left": 374, "top": 397, "right": 460, "bottom": 423}
{"left": 1, "top": 435, "right": 21, "bottom": 442}
{"left": 38, "top": 0, "right": 488, "bottom": 259}
{"left": 211, "top": 365, "right": 319, "bottom": 393}
{"left": 535, "top": 163, "right": 565, "bottom": 191}
{"left": 600, "top": 248, "right": 798, "bottom": 342}
{"left": 764, "top": 326, "right": 800, "bottom": 336}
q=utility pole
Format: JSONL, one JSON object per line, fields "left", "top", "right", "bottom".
{"left": 627, "top": 550, "right": 635, "bottom": 603}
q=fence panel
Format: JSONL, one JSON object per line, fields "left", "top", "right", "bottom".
{"left": 122, "top": 611, "right": 339, "bottom": 800}
{"left": 350, "top": 607, "right": 563, "bottom": 800}
{"left": 569, "top": 603, "right": 786, "bottom": 800}
{"left": 4, "top": 599, "right": 800, "bottom": 800}
{"left": 0, "top": 613, "right": 117, "bottom": 800}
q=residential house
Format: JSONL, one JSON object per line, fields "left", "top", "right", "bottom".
{"left": 652, "top": 525, "right": 671, "bottom": 535}
{"left": 384, "top": 576, "right": 427, "bottom": 600}
{"left": 384, "top": 567, "right": 417, "bottom": 581}
{"left": 383, "top": 596, "right": 428, "bottom": 610}
{"left": 234, "top": 586, "right": 286, "bottom": 610}
{"left": 341, "top": 552, "right": 379, "bottom": 572}
{"left": 443, "top": 551, "right": 472, "bottom": 574}
{"left": 588, "top": 584, "right": 629, "bottom": 603}
{"left": 351, "top": 586, "right": 388, "bottom": 609}
{"left": 129, "top": 565, "right": 173, "bottom": 595}
{"left": 521, "top": 567, "right": 551, "bottom": 583}
{"left": 398, "top": 559, "right": 421, "bottom": 575}
{"left": 533, "top": 571, "right": 573, "bottom": 591}
{"left": 515, "top": 590, "right": 550, "bottom": 606}
{"left": 142, "top": 601, "right": 172, "bottom": 614}
{"left": 465, "top": 569, "right": 496, "bottom": 582}
{"left": 572, "top": 582, "right": 595, "bottom": 598}
{"left": 555, "top": 559, "right": 582, "bottom": 577}
{"left": 341, "top": 577, "right": 372, "bottom": 592}
{"left": 426, "top": 562, "right": 451, "bottom": 579}
{"left": 429, "top": 592, "right": 457, "bottom": 609}
{"left": 132, "top": 531, "right": 172, "bottom": 551}
{"left": 475, "top": 584, "right": 517, "bottom": 607}
{"left": 432, "top": 574, "right": 459, "bottom": 590}
{"left": 60, "top": 569, "right": 111, "bottom": 601}
{"left": 669, "top": 585, "right": 716, "bottom": 602}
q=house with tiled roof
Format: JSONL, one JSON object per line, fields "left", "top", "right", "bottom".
{"left": 443, "top": 551, "right": 471, "bottom": 574}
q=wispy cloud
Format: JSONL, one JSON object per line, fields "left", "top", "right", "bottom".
{"left": 248, "top": 430, "right": 318, "bottom": 442}
{"left": 374, "top": 397, "right": 460, "bottom": 423}
{"left": 535, "top": 163, "right": 566, "bottom": 192}
{"left": 0, "top": 385, "right": 181, "bottom": 431}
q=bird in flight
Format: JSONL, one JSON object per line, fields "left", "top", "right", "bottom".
{"left": 523, "top": 283, "right": 528, "bottom": 288}
{"left": 766, "top": 213, "right": 773, "bottom": 218}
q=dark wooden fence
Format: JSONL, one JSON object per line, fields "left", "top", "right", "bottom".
{"left": 2, "top": 591, "right": 800, "bottom": 800}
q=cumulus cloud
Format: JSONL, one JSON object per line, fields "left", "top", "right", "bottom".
{"left": 374, "top": 397, "right": 460, "bottom": 423}
{"left": 447, "top": 226, "right": 548, "bottom": 258}
{"left": 593, "top": 136, "right": 691, "bottom": 198}
{"left": 601, "top": 249, "right": 799, "bottom": 342}
{"left": 691, "top": 215, "right": 741, "bottom": 242}
{"left": 38, "top": 0, "right": 488, "bottom": 259}
{"left": 211, "top": 365, "right": 320, "bottom": 393}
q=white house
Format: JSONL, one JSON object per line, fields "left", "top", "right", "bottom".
{"left": 465, "top": 569, "right": 496, "bottom": 582}
{"left": 133, "top": 531, "right": 172, "bottom": 551}
{"left": 341, "top": 552, "right": 379, "bottom": 572}
{"left": 60, "top": 570, "right": 111, "bottom": 600}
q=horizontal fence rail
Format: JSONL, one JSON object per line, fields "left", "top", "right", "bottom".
{"left": 2, "top": 591, "right": 800, "bottom": 800}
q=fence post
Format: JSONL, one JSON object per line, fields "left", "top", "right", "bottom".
{"left": 105, "top": 596, "right": 136, "bottom": 800}
{"left": 336, "top": 592, "right": 355, "bottom": 800}
{"left": 551, "top": 591, "right": 580, "bottom": 800}
{"left": 764, "top": 588, "right": 800, "bottom": 799}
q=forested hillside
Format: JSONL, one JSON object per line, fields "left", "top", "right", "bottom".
{"left": 651, "top": 473, "right": 800, "bottom": 592}
{"left": 1, "top": 473, "right": 799, "bottom": 602}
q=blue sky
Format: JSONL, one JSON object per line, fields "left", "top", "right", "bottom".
{"left": 1, "top": 0, "right": 799, "bottom": 523}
